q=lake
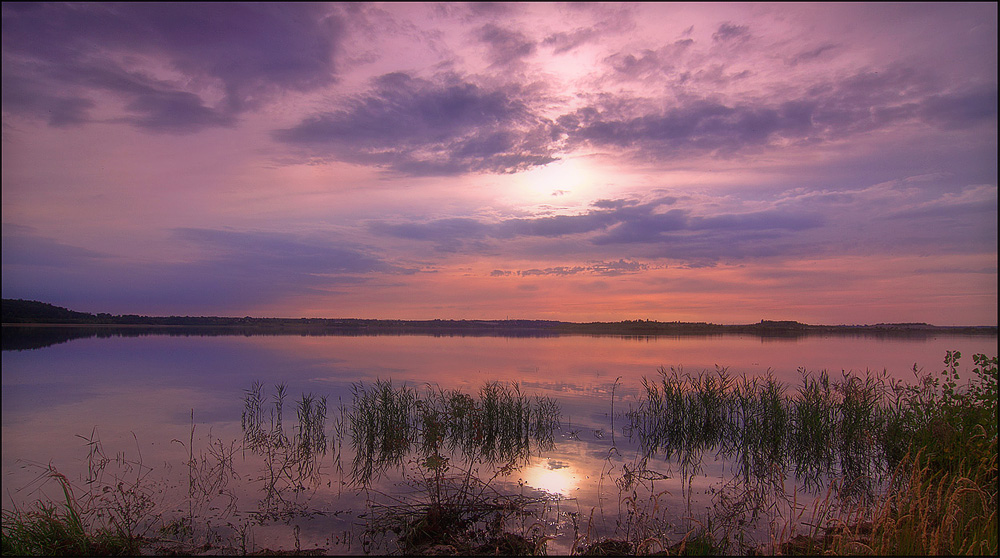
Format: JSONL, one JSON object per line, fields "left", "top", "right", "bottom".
{"left": 2, "top": 328, "right": 996, "bottom": 554}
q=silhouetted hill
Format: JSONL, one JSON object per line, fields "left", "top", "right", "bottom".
{"left": 2, "top": 299, "right": 98, "bottom": 323}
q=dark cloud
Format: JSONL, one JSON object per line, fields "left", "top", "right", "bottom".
{"left": 712, "top": 23, "right": 750, "bottom": 43}
{"left": 369, "top": 203, "right": 634, "bottom": 247}
{"left": 496, "top": 212, "right": 622, "bottom": 238}
{"left": 518, "top": 266, "right": 588, "bottom": 277}
{"left": 370, "top": 196, "right": 826, "bottom": 264}
{"left": 1, "top": 226, "right": 108, "bottom": 269}
{"left": 606, "top": 49, "right": 667, "bottom": 78}
{"left": 274, "top": 72, "right": 559, "bottom": 175}
{"left": 543, "top": 27, "right": 600, "bottom": 54}
{"left": 561, "top": 99, "right": 800, "bottom": 156}
{"left": 1, "top": 3, "right": 343, "bottom": 132}
{"left": 465, "top": 3, "right": 515, "bottom": 18}
{"left": 172, "top": 228, "right": 407, "bottom": 276}
{"left": 604, "top": 40, "right": 694, "bottom": 79}
{"left": 592, "top": 198, "right": 646, "bottom": 210}
{"left": 788, "top": 43, "right": 839, "bottom": 66}
{"left": 368, "top": 218, "right": 491, "bottom": 252}
{"left": 0, "top": 71, "right": 95, "bottom": 127}
{"left": 919, "top": 86, "right": 998, "bottom": 129}
{"left": 476, "top": 23, "right": 536, "bottom": 65}
{"left": 557, "top": 66, "right": 997, "bottom": 161}
{"left": 689, "top": 210, "right": 820, "bottom": 232}
{"left": 590, "top": 209, "right": 690, "bottom": 244}
{"left": 883, "top": 193, "right": 998, "bottom": 252}
{"left": 591, "top": 259, "right": 651, "bottom": 275}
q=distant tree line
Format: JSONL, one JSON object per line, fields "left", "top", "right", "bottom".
{"left": 2, "top": 299, "right": 995, "bottom": 337}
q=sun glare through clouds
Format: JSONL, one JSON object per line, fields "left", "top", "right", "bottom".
{"left": 1, "top": 2, "right": 995, "bottom": 325}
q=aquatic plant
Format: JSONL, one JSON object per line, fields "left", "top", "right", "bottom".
{"left": 346, "top": 379, "right": 560, "bottom": 486}
{"left": 241, "top": 383, "right": 331, "bottom": 519}
{"left": 344, "top": 380, "right": 560, "bottom": 555}
{"left": 768, "top": 351, "right": 998, "bottom": 556}
{"left": 626, "top": 366, "right": 899, "bottom": 495}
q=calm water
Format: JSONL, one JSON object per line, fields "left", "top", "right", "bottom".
{"left": 2, "top": 330, "right": 996, "bottom": 554}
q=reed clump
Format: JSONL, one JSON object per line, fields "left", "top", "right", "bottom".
{"left": 349, "top": 380, "right": 560, "bottom": 555}
{"left": 242, "top": 382, "right": 330, "bottom": 519}
{"left": 1, "top": 468, "right": 141, "bottom": 556}
{"left": 618, "top": 352, "right": 997, "bottom": 555}
{"left": 786, "top": 352, "right": 998, "bottom": 556}
{"left": 347, "top": 379, "right": 560, "bottom": 486}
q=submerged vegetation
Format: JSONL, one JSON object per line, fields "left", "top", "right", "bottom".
{"left": 3, "top": 351, "right": 997, "bottom": 555}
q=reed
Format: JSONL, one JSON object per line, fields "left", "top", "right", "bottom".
{"left": 1, "top": 467, "right": 141, "bottom": 556}
{"left": 627, "top": 365, "right": 898, "bottom": 494}
{"left": 240, "top": 383, "right": 334, "bottom": 519}
{"left": 772, "top": 352, "right": 998, "bottom": 556}
{"left": 346, "top": 380, "right": 560, "bottom": 555}
{"left": 347, "top": 379, "right": 560, "bottom": 486}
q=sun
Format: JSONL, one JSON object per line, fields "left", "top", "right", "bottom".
{"left": 508, "top": 156, "right": 604, "bottom": 204}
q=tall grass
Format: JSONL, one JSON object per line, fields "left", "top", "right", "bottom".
{"left": 1, "top": 467, "right": 140, "bottom": 556}
{"left": 787, "top": 352, "right": 999, "bottom": 556}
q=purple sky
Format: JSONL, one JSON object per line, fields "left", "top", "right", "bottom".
{"left": 2, "top": 3, "right": 996, "bottom": 325}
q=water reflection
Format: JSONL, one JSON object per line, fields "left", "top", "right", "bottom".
{"left": 340, "top": 380, "right": 559, "bottom": 486}
{"left": 521, "top": 459, "right": 578, "bottom": 497}
{"left": 233, "top": 367, "right": 919, "bottom": 553}
{"left": 623, "top": 366, "right": 900, "bottom": 504}
{"left": 240, "top": 382, "right": 331, "bottom": 519}
{"left": 3, "top": 331, "right": 997, "bottom": 554}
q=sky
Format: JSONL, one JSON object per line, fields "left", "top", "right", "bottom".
{"left": 2, "top": 2, "right": 997, "bottom": 325}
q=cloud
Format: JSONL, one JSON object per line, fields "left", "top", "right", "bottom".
{"left": 919, "top": 86, "right": 998, "bottom": 129}
{"left": 1, "top": 3, "right": 343, "bottom": 132}
{"left": 273, "top": 72, "right": 559, "bottom": 175}
{"left": 561, "top": 99, "right": 803, "bottom": 156}
{"left": 712, "top": 22, "right": 750, "bottom": 43}
{"left": 1, "top": 226, "right": 415, "bottom": 313}
{"left": 787, "top": 43, "right": 839, "bottom": 66}
{"left": 476, "top": 23, "right": 536, "bottom": 66}
{"left": 604, "top": 40, "right": 694, "bottom": 80}
{"left": 366, "top": 181, "right": 994, "bottom": 268}
{"left": 491, "top": 259, "right": 650, "bottom": 278}
{"left": 1, "top": 225, "right": 109, "bottom": 268}
{"left": 543, "top": 27, "right": 601, "bottom": 54}
{"left": 172, "top": 228, "right": 408, "bottom": 276}
{"left": 369, "top": 195, "right": 826, "bottom": 264}
{"left": 557, "top": 67, "right": 997, "bottom": 161}
{"left": 0, "top": 70, "right": 95, "bottom": 127}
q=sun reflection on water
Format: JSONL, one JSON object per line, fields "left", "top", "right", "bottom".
{"left": 522, "top": 457, "right": 579, "bottom": 497}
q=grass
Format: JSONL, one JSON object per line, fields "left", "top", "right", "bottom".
{"left": 1, "top": 468, "right": 140, "bottom": 556}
